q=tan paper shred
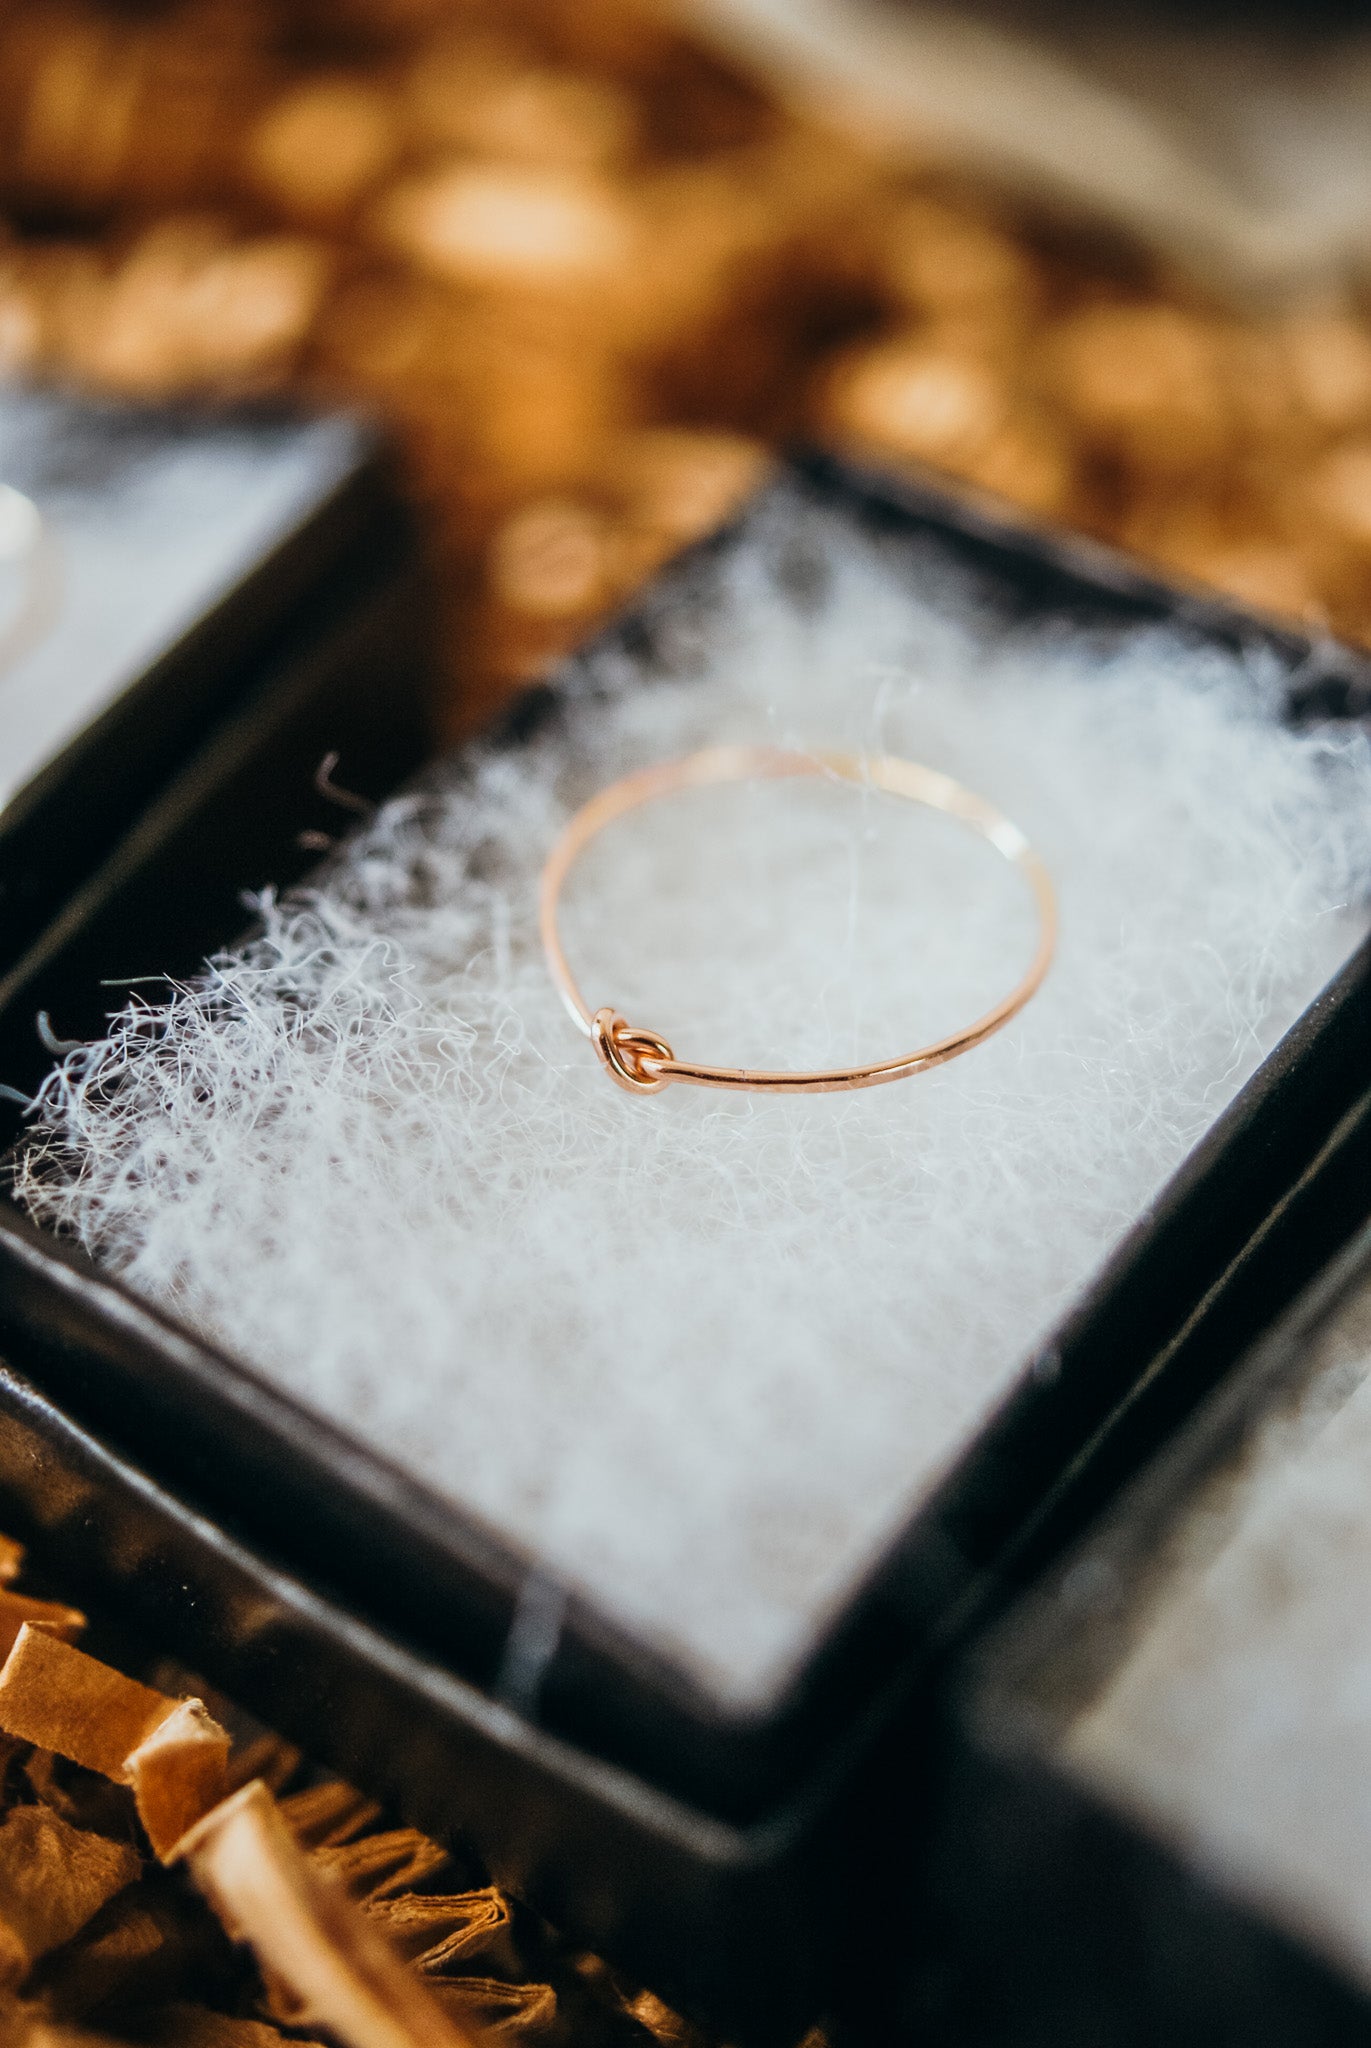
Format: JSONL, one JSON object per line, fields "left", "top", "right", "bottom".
{"left": 0, "top": 1536, "right": 719, "bottom": 2048}
{"left": 33, "top": 1894, "right": 170, "bottom": 2019}
{"left": 0, "top": 2017, "right": 129, "bottom": 2047}
{"left": 364, "top": 1888, "right": 515, "bottom": 1975}
{"left": 20, "top": 1754, "right": 132, "bottom": 1842}
{"left": 277, "top": 1781, "right": 382, "bottom": 1849}
{"left": 0, "top": 1595, "right": 75, "bottom": 1668}
{"left": 223, "top": 1736, "right": 304, "bottom": 1800}
{"left": 123, "top": 1701, "right": 231, "bottom": 1862}
{"left": 32, "top": 1883, "right": 225, "bottom": 2026}
{"left": 0, "top": 1805, "right": 140, "bottom": 1987}
{"left": 172, "top": 1781, "right": 480, "bottom": 2048}
{"left": 428, "top": 1977, "right": 558, "bottom": 2040}
{"left": 0, "top": 1631, "right": 229, "bottom": 1859}
{"left": 131, "top": 2004, "right": 323, "bottom": 2047}
{"left": 0, "top": 1631, "right": 183, "bottom": 1782}
{"left": 308, "top": 1827, "right": 450, "bottom": 1903}
{"left": 624, "top": 1987, "right": 713, "bottom": 2045}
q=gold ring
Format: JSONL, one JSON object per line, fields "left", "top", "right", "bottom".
{"left": 539, "top": 744, "right": 1057, "bottom": 1097}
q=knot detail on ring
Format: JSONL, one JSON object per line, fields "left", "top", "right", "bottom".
{"left": 591, "top": 1009, "right": 675, "bottom": 1095}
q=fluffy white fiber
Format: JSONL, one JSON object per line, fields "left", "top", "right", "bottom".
{"left": 14, "top": 486, "right": 1371, "bottom": 1707}
{"left": 1066, "top": 1272, "right": 1371, "bottom": 1989}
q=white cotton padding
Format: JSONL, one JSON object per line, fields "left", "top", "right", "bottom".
{"left": 1064, "top": 1267, "right": 1371, "bottom": 1990}
{"left": 15, "top": 484, "right": 1371, "bottom": 1712}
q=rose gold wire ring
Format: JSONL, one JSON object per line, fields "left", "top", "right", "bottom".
{"left": 538, "top": 744, "right": 1057, "bottom": 1098}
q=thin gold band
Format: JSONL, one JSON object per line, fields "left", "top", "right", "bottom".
{"left": 539, "top": 744, "right": 1057, "bottom": 1096}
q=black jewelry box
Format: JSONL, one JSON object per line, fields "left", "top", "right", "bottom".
{"left": 909, "top": 1186, "right": 1371, "bottom": 2047}
{"left": 0, "top": 449, "right": 1368, "bottom": 2046}
{"left": 0, "top": 390, "right": 426, "bottom": 975}
{"left": 0, "top": 391, "right": 434, "bottom": 1092}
